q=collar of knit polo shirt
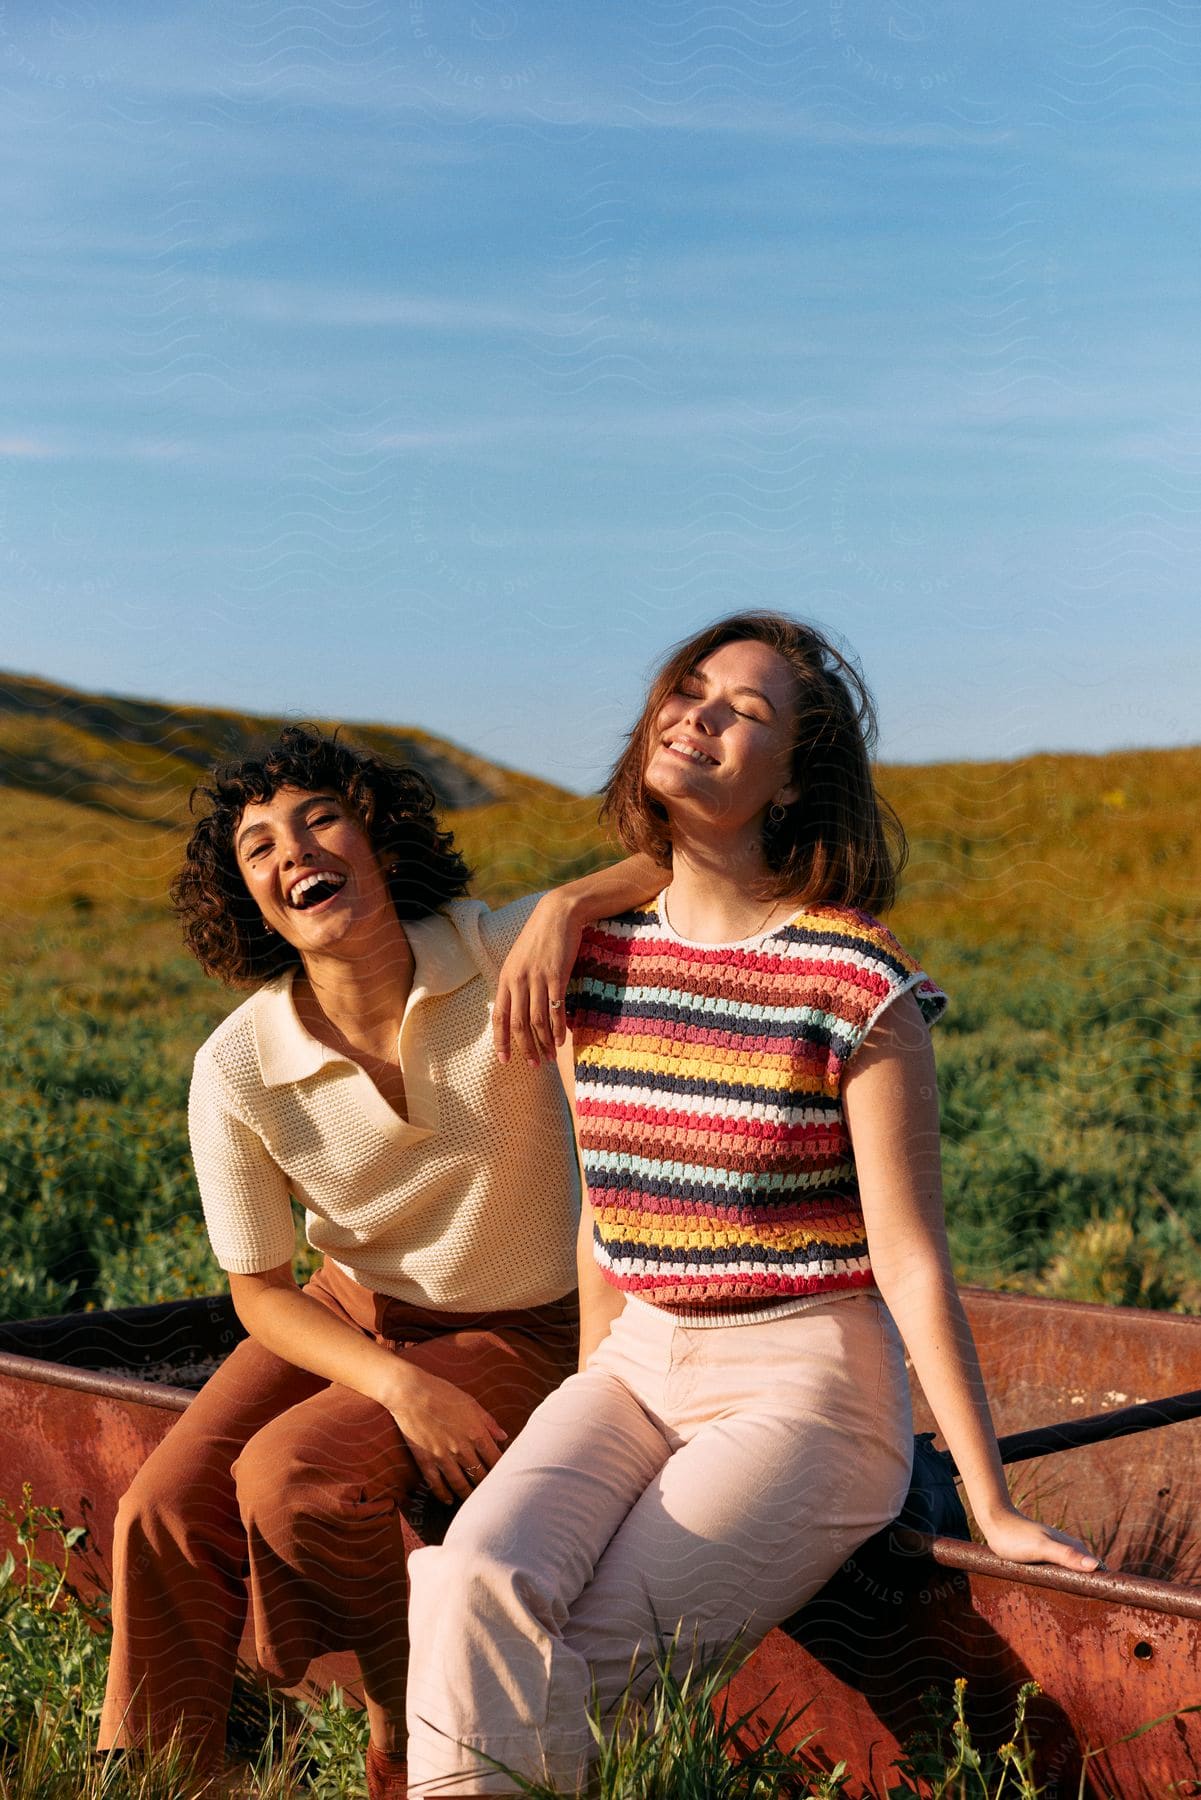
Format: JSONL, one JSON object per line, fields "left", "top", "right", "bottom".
{"left": 251, "top": 906, "right": 483, "bottom": 1138}
{"left": 188, "top": 898, "right": 580, "bottom": 1312}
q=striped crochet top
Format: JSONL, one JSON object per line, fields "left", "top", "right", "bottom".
{"left": 567, "top": 896, "right": 947, "bottom": 1325}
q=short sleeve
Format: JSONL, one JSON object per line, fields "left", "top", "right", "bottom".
{"left": 825, "top": 915, "right": 948, "bottom": 1074}
{"left": 907, "top": 970, "right": 948, "bottom": 1031}
{"left": 785, "top": 914, "right": 950, "bottom": 1080}
{"left": 855, "top": 965, "right": 947, "bottom": 1053}
{"left": 188, "top": 1048, "right": 297, "bottom": 1274}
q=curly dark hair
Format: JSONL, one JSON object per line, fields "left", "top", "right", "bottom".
{"left": 604, "top": 612, "right": 907, "bottom": 914}
{"left": 172, "top": 725, "right": 472, "bottom": 986}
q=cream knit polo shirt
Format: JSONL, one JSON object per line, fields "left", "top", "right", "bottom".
{"left": 187, "top": 895, "right": 580, "bottom": 1311}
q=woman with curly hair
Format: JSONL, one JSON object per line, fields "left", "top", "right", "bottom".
{"left": 405, "top": 615, "right": 1100, "bottom": 1797}
{"left": 97, "top": 725, "right": 658, "bottom": 1798}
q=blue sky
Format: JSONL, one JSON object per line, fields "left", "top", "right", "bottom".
{"left": 3, "top": 2, "right": 1199, "bottom": 790}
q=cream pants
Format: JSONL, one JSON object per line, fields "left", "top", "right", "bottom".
{"left": 406, "top": 1289, "right": 912, "bottom": 1796}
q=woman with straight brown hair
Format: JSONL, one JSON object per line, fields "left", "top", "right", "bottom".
{"left": 405, "top": 612, "right": 1099, "bottom": 1797}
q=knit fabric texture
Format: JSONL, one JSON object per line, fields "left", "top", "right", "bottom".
{"left": 188, "top": 896, "right": 580, "bottom": 1311}
{"left": 567, "top": 899, "right": 947, "bottom": 1322}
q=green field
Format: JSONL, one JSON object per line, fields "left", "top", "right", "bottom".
{"left": 2, "top": 674, "right": 1199, "bottom": 1323}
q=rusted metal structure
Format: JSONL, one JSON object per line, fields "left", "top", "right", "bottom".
{"left": 2, "top": 1289, "right": 1200, "bottom": 1796}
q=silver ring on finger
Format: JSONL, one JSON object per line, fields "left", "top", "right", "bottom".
{"left": 549, "top": 999, "right": 563, "bottom": 1011}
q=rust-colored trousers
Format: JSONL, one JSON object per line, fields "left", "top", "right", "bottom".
{"left": 98, "top": 1260, "right": 578, "bottom": 1766}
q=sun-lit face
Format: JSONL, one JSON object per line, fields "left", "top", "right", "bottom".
{"left": 234, "top": 785, "right": 395, "bottom": 960}
{"left": 644, "top": 639, "right": 799, "bottom": 834}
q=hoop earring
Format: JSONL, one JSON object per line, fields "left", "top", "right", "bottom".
{"left": 768, "top": 800, "right": 787, "bottom": 825}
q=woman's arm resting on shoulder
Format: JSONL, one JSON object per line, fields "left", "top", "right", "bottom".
{"left": 843, "top": 992, "right": 1101, "bottom": 1574}
{"left": 553, "top": 1038, "right": 626, "bottom": 1368}
{"left": 494, "top": 852, "right": 665, "bottom": 1066}
{"left": 228, "top": 1265, "right": 507, "bottom": 1506}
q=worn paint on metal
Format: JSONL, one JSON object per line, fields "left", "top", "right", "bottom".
{"left": 729, "top": 1531, "right": 1201, "bottom": 1797}
{"left": 0, "top": 1361, "right": 185, "bottom": 1594}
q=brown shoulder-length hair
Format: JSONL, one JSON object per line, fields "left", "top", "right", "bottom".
{"left": 172, "top": 724, "right": 471, "bottom": 987}
{"left": 603, "top": 612, "right": 907, "bottom": 913}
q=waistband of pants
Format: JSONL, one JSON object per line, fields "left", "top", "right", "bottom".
{"left": 306, "top": 1255, "right": 579, "bottom": 1345}
{"left": 619, "top": 1282, "right": 876, "bottom": 1332}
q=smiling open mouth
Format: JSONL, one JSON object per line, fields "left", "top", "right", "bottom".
{"left": 289, "top": 872, "right": 347, "bottom": 910}
{"left": 666, "top": 740, "right": 718, "bottom": 766}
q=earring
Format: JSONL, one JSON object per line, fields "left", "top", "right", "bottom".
{"left": 768, "top": 800, "right": 787, "bottom": 825}
{"left": 262, "top": 922, "right": 276, "bottom": 935}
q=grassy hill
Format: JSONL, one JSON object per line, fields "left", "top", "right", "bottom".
{"left": 883, "top": 744, "right": 1198, "bottom": 946}
{"left": 0, "top": 671, "right": 610, "bottom": 912}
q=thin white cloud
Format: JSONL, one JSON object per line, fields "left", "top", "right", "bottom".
{"left": 216, "top": 278, "right": 547, "bottom": 335}
{"left": 0, "top": 436, "right": 56, "bottom": 459}
{"left": 0, "top": 7, "right": 1021, "bottom": 151}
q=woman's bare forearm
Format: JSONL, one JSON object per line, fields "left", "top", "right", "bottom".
{"left": 552, "top": 1036, "right": 626, "bottom": 1368}
{"left": 873, "top": 1258, "right": 1014, "bottom": 1528}
{"left": 550, "top": 852, "right": 664, "bottom": 926}
{"left": 229, "top": 1266, "right": 419, "bottom": 1412}
{"left": 231, "top": 1266, "right": 511, "bottom": 1506}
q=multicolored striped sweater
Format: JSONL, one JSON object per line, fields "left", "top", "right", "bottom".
{"left": 567, "top": 898, "right": 947, "bottom": 1324}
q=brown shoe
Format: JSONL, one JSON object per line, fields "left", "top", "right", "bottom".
{"left": 366, "top": 1741, "right": 409, "bottom": 1800}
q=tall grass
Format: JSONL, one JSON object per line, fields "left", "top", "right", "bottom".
{"left": 0, "top": 1493, "right": 1061, "bottom": 1799}
{"left": 0, "top": 1490, "right": 369, "bottom": 1798}
{"left": 474, "top": 1637, "right": 847, "bottom": 1799}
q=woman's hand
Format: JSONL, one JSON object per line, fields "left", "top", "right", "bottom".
{"left": 229, "top": 1268, "right": 508, "bottom": 1506}
{"left": 977, "top": 1506, "right": 1102, "bottom": 1574}
{"left": 381, "top": 1362, "right": 508, "bottom": 1505}
{"left": 494, "top": 891, "right": 581, "bottom": 1067}
{"left": 493, "top": 853, "right": 664, "bottom": 1066}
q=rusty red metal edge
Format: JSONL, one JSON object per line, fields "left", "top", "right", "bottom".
{"left": 902, "top": 1529, "right": 1201, "bottom": 1619}
{"left": 960, "top": 1284, "right": 1201, "bottom": 1336}
{"left": 0, "top": 1349, "right": 192, "bottom": 1413}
